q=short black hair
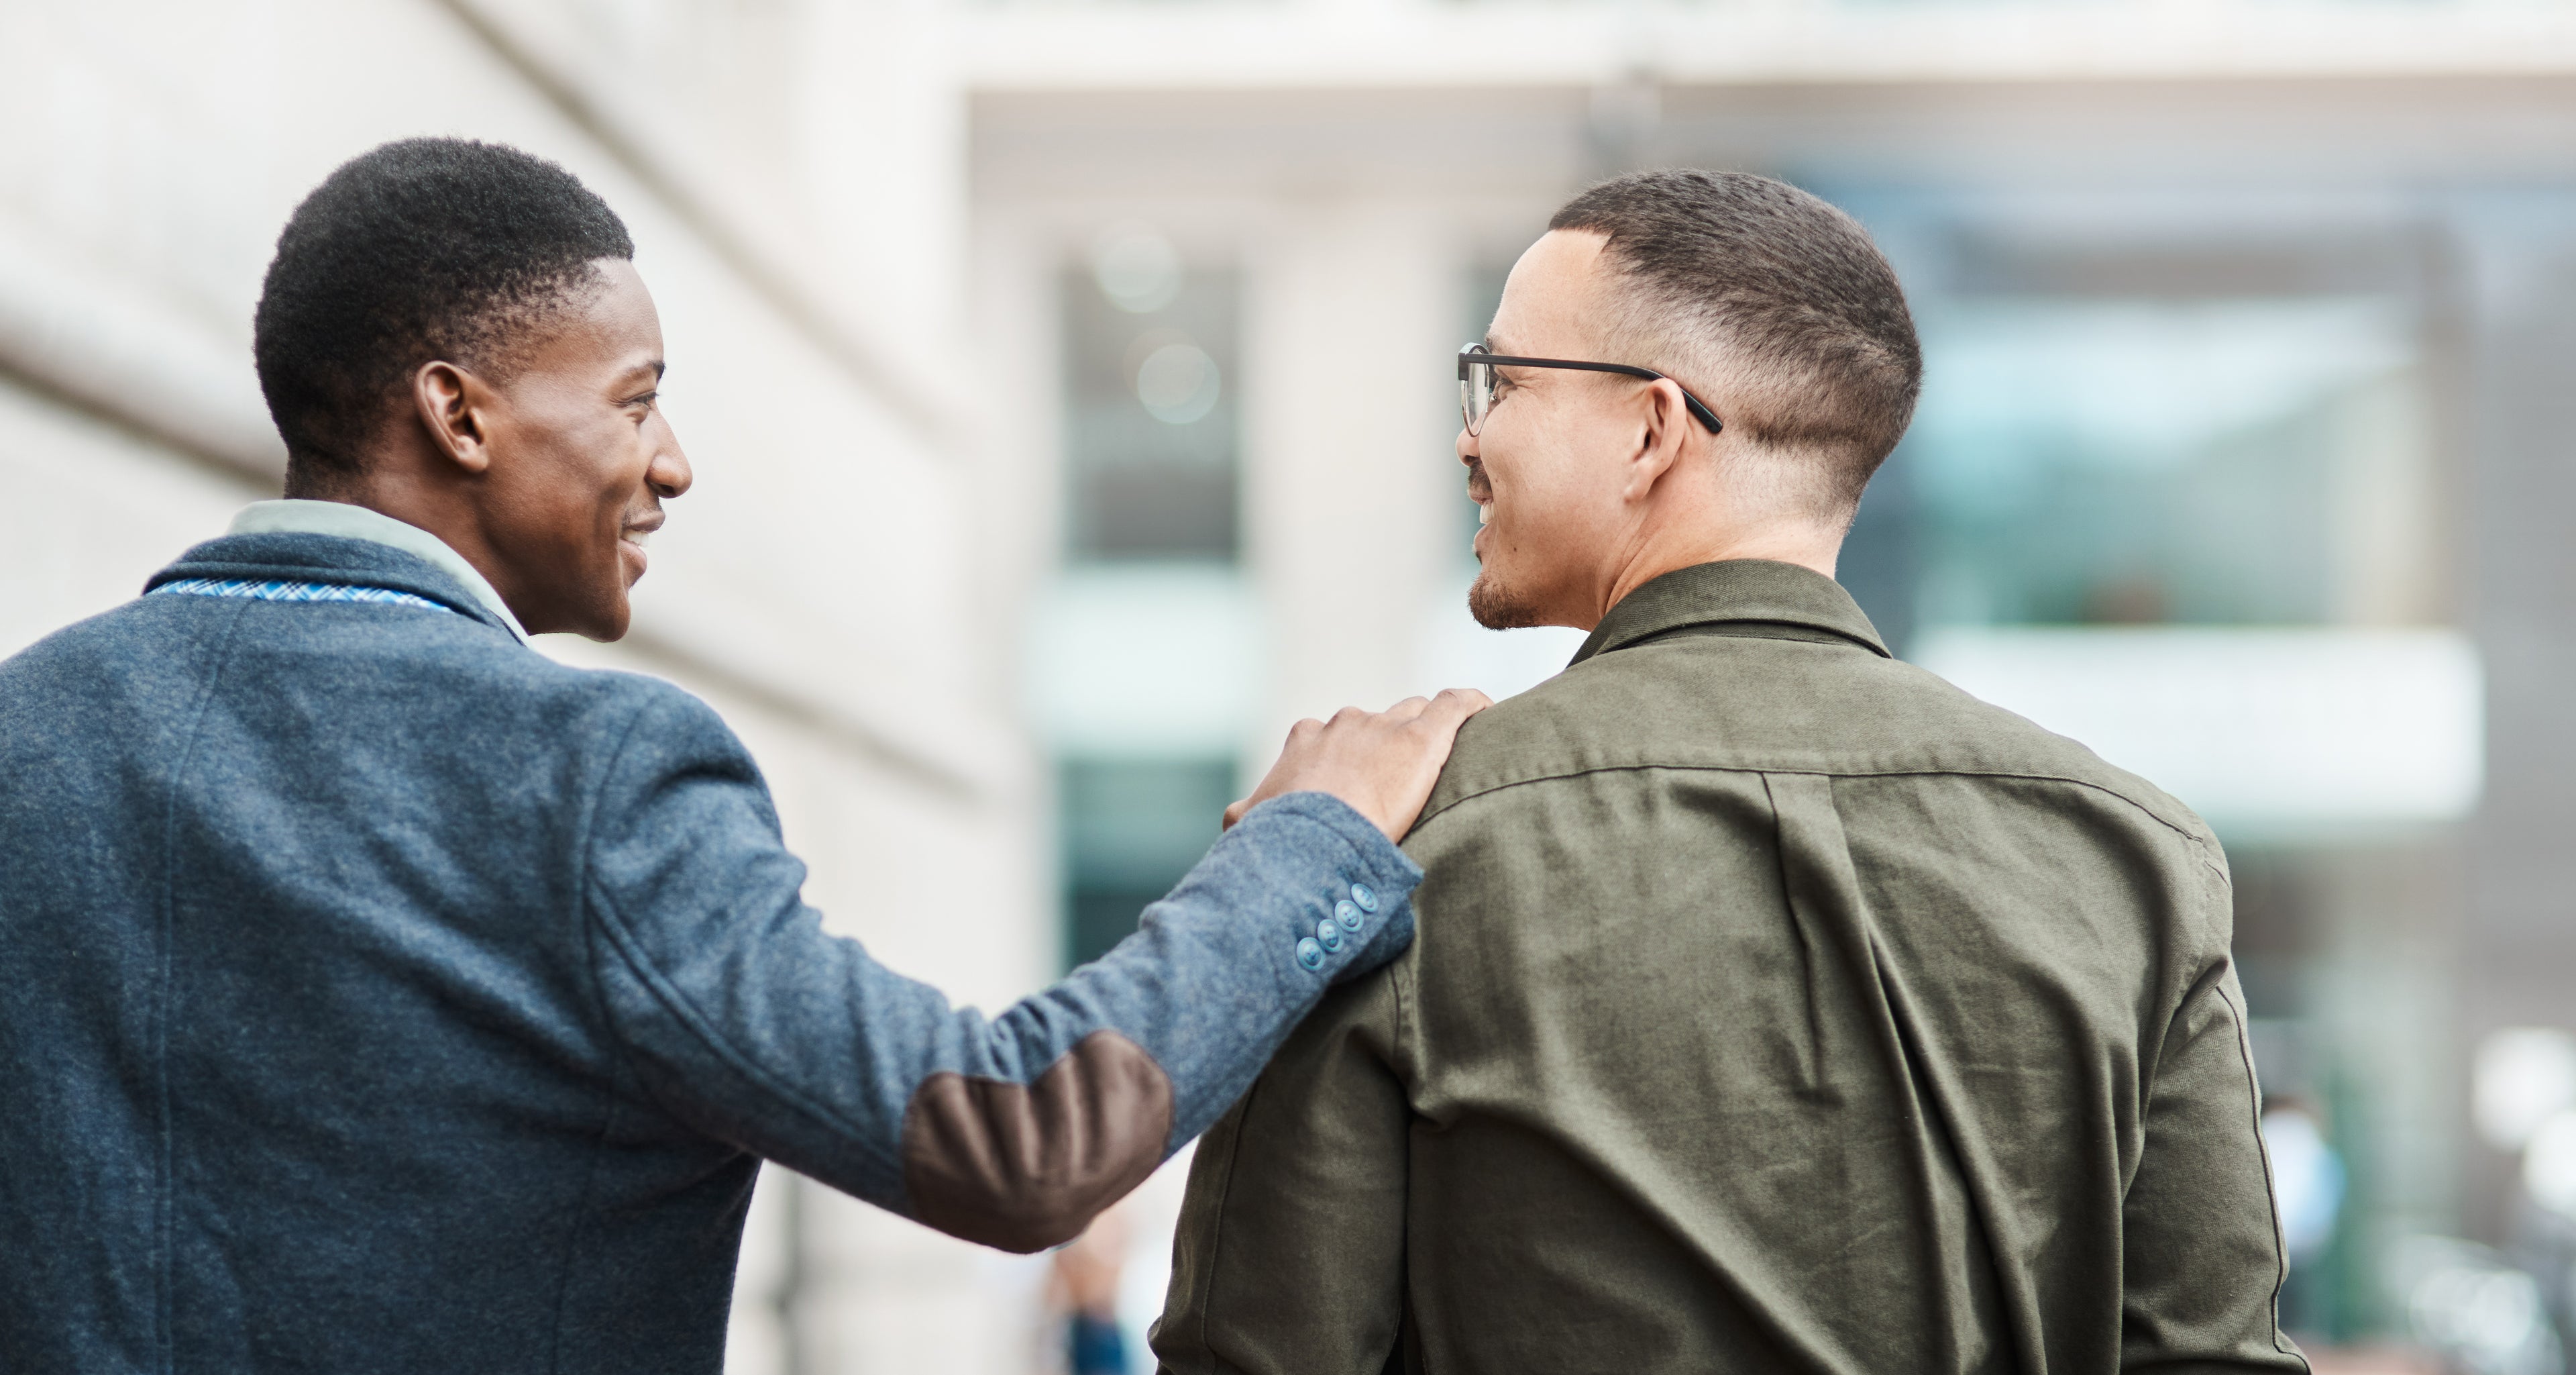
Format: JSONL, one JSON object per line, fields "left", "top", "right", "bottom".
{"left": 254, "top": 138, "right": 633, "bottom": 484}
{"left": 1550, "top": 170, "right": 1921, "bottom": 517}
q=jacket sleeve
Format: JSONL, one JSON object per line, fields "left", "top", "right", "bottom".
{"left": 2119, "top": 858, "right": 2309, "bottom": 1373}
{"left": 578, "top": 686, "right": 1421, "bottom": 1254}
{"left": 1151, "top": 964, "right": 1411, "bottom": 1375}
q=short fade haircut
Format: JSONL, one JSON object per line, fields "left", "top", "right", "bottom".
{"left": 1549, "top": 169, "right": 1921, "bottom": 520}
{"left": 254, "top": 138, "right": 634, "bottom": 486}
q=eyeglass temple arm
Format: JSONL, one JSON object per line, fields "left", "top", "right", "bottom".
{"left": 1459, "top": 352, "right": 1723, "bottom": 433}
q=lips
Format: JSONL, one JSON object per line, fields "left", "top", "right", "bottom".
{"left": 619, "top": 519, "right": 659, "bottom": 581}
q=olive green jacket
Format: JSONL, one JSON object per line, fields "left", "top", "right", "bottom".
{"left": 1153, "top": 560, "right": 2302, "bottom": 1375}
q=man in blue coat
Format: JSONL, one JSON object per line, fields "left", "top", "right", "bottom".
{"left": 0, "top": 138, "right": 1485, "bottom": 1372}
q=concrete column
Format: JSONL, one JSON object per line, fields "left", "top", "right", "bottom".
{"left": 1241, "top": 202, "right": 1462, "bottom": 770}
{"left": 800, "top": 0, "right": 970, "bottom": 358}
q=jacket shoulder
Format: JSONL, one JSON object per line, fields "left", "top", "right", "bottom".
{"left": 1419, "top": 636, "right": 2214, "bottom": 849}
{"left": 4, "top": 591, "right": 730, "bottom": 763}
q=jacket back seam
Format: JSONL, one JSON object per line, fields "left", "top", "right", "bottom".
{"left": 1416, "top": 761, "right": 2210, "bottom": 849}
{"left": 151, "top": 597, "right": 252, "bottom": 1375}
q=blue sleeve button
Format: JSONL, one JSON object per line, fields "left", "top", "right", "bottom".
{"left": 1316, "top": 919, "right": 1344, "bottom": 952}
{"left": 1334, "top": 899, "right": 1364, "bottom": 931}
{"left": 1350, "top": 882, "right": 1379, "bottom": 913}
{"left": 1295, "top": 937, "right": 1326, "bottom": 971}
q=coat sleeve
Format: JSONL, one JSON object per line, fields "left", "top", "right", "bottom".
{"left": 2118, "top": 857, "right": 2310, "bottom": 1373}
{"left": 578, "top": 685, "right": 1421, "bottom": 1254}
{"left": 1151, "top": 964, "right": 1411, "bottom": 1375}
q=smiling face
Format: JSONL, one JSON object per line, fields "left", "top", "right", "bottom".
{"left": 1462, "top": 230, "right": 1663, "bottom": 630}
{"left": 461, "top": 258, "right": 690, "bottom": 640}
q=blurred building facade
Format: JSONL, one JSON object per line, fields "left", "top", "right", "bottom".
{"left": 977, "top": 9, "right": 2576, "bottom": 1369}
{"left": 0, "top": 3, "right": 1053, "bottom": 1371}
{"left": 19, "top": 0, "right": 2576, "bottom": 1371}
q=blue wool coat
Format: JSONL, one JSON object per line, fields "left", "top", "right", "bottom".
{"left": 0, "top": 531, "right": 1417, "bottom": 1374}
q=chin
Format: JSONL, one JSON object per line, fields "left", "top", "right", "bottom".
{"left": 592, "top": 600, "right": 634, "bottom": 643}
{"left": 1467, "top": 570, "right": 1547, "bottom": 630}
{"left": 556, "top": 587, "right": 633, "bottom": 644}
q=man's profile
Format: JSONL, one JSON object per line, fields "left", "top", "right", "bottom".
{"left": 0, "top": 138, "right": 1487, "bottom": 1372}
{"left": 1152, "top": 170, "right": 2301, "bottom": 1373}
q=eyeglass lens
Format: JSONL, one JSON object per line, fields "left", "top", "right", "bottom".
{"left": 1460, "top": 349, "right": 1493, "bottom": 436}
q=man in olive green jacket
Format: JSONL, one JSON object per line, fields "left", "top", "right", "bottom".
{"left": 1153, "top": 170, "right": 2303, "bottom": 1374}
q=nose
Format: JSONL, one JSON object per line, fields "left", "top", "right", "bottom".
{"left": 648, "top": 416, "right": 693, "bottom": 500}
{"left": 1456, "top": 424, "right": 1479, "bottom": 464}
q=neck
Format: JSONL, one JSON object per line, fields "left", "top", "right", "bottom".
{"left": 288, "top": 454, "right": 513, "bottom": 617}
{"left": 1588, "top": 519, "right": 1842, "bottom": 631}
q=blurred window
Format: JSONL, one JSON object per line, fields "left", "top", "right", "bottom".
{"left": 1062, "top": 232, "right": 1241, "bottom": 562}
{"left": 1898, "top": 297, "right": 2427, "bottom": 633}
{"left": 1059, "top": 756, "right": 1236, "bottom": 970}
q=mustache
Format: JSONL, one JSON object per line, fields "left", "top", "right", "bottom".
{"left": 1465, "top": 461, "right": 1491, "bottom": 503}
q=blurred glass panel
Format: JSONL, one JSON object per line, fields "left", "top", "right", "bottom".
{"left": 1904, "top": 297, "right": 2422, "bottom": 631}
{"left": 1027, "top": 564, "right": 1263, "bottom": 756}
{"left": 1062, "top": 252, "right": 1240, "bottom": 561}
{"left": 1914, "top": 625, "right": 2480, "bottom": 833}
{"left": 1059, "top": 756, "right": 1236, "bottom": 970}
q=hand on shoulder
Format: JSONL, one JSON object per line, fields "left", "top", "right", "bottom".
{"left": 1226, "top": 689, "right": 1493, "bottom": 843}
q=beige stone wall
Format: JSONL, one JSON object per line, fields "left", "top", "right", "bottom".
{"left": 0, "top": 4, "right": 1049, "bottom": 1372}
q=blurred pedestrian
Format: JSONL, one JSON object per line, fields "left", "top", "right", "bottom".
{"left": 1049, "top": 1207, "right": 1135, "bottom": 1375}
{"left": 2264, "top": 1096, "right": 2347, "bottom": 1264}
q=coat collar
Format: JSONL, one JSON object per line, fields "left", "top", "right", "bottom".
{"left": 1568, "top": 559, "right": 1890, "bottom": 668}
{"left": 225, "top": 501, "right": 529, "bottom": 641}
{"left": 145, "top": 533, "right": 523, "bottom": 642}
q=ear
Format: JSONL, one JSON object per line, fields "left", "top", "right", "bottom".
{"left": 1620, "top": 376, "right": 1697, "bottom": 503}
{"left": 412, "top": 360, "right": 497, "bottom": 476}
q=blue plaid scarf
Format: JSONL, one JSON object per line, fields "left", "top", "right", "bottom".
{"left": 150, "top": 578, "right": 457, "bottom": 616}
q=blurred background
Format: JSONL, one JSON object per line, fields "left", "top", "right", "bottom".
{"left": 11, "top": 0, "right": 2576, "bottom": 1370}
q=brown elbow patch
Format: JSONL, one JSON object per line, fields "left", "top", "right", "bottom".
{"left": 901, "top": 1029, "right": 1175, "bottom": 1253}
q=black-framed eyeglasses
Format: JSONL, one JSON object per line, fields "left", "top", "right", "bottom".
{"left": 1458, "top": 343, "right": 1723, "bottom": 438}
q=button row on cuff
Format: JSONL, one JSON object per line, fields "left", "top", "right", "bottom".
{"left": 1297, "top": 882, "right": 1384, "bottom": 972}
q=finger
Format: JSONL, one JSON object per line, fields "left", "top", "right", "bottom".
{"left": 1417, "top": 687, "right": 1495, "bottom": 733}
{"left": 1222, "top": 797, "right": 1250, "bottom": 830}
{"left": 1285, "top": 717, "right": 1324, "bottom": 745}
{"left": 1382, "top": 695, "right": 1432, "bottom": 722}
{"left": 1329, "top": 704, "right": 1368, "bottom": 727}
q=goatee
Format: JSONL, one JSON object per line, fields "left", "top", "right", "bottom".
{"left": 1467, "top": 569, "right": 1545, "bottom": 629}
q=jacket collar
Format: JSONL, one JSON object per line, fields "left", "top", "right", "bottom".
{"left": 144, "top": 533, "right": 523, "bottom": 642}
{"left": 225, "top": 500, "right": 528, "bottom": 641}
{"left": 1568, "top": 559, "right": 1890, "bottom": 668}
